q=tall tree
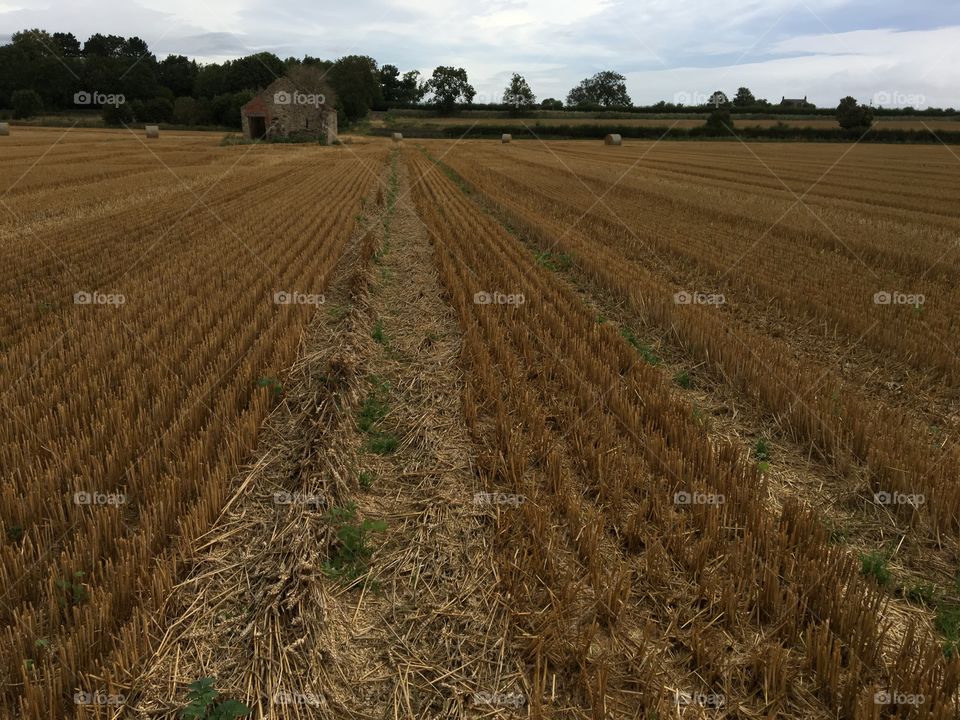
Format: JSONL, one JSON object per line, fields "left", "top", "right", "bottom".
{"left": 565, "top": 71, "right": 631, "bottom": 108}
{"left": 733, "top": 86, "right": 756, "bottom": 107}
{"left": 425, "top": 66, "right": 475, "bottom": 113}
{"left": 225, "top": 52, "right": 285, "bottom": 93}
{"left": 194, "top": 63, "right": 229, "bottom": 98}
{"left": 837, "top": 96, "right": 874, "bottom": 129}
{"left": 379, "top": 64, "right": 403, "bottom": 102}
{"left": 52, "top": 32, "right": 82, "bottom": 57}
{"left": 399, "top": 70, "right": 425, "bottom": 104}
{"left": 11, "top": 89, "right": 44, "bottom": 118}
{"left": 83, "top": 33, "right": 126, "bottom": 57}
{"left": 328, "top": 55, "right": 381, "bottom": 122}
{"left": 0, "top": 30, "right": 80, "bottom": 110}
{"left": 708, "top": 90, "right": 729, "bottom": 107}
{"left": 502, "top": 72, "right": 535, "bottom": 113}
{"left": 158, "top": 55, "right": 198, "bottom": 98}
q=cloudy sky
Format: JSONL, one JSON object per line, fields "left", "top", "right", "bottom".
{"left": 2, "top": 0, "right": 959, "bottom": 107}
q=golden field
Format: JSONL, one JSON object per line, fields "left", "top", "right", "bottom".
{"left": 2, "top": 127, "right": 959, "bottom": 719}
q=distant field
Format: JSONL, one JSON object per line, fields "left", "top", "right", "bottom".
{"left": 383, "top": 114, "right": 960, "bottom": 130}
{"left": 4, "top": 128, "right": 960, "bottom": 719}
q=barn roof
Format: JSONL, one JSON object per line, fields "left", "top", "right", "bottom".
{"left": 252, "top": 76, "right": 335, "bottom": 112}
{"left": 241, "top": 95, "right": 269, "bottom": 115}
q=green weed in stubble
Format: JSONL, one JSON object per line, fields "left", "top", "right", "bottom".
{"left": 322, "top": 502, "right": 387, "bottom": 581}
{"left": 180, "top": 677, "right": 250, "bottom": 720}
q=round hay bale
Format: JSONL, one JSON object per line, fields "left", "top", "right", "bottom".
{"left": 145, "top": 125, "right": 160, "bottom": 139}
{"left": 604, "top": 133, "right": 622, "bottom": 146}
{"left": 391, "top": 132, "right": 403, "bottom": 142}
{"left": 501, "top": 133, "right": 512, "bottom": 143}
{"left": 0, "top": 122, "right": 9, "bottom": 136}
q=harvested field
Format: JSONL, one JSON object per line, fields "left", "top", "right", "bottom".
{"left": 2, "top": 128, "right": 959, "bottom": 719}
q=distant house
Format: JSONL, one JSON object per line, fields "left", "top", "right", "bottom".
{"left": 240, "top": 77, "right": 337, "bottom": 143}
{"left": 780, "top": 95, "right": 812, "bottom": 109}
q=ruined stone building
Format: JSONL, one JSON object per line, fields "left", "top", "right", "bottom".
{"left": 240, "top": 77, "right": 337, "bottom": 143}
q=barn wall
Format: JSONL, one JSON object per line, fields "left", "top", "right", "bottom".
{"left": 241, "top": 79, "right": 337, "bottom": 142}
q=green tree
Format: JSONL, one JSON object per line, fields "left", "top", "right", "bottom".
{"left": 158, "top": 55, "right": 198, "bottom": 97}
{"left": 52, "top": 32, "right": 82, "bottom": 57}
{"left": 83, "top": 33, "right": 127, "bottom": 58}
{"left": 329, "top": 55, "right": 381, "bottom": 123}
{"left": 122, "top": 37, "right": 151, "bottom": 59}
{"left": 399, "top": 71, "right": 426, "bottom": 104}
{"left": 708, "top": 90, "right": 729, "bottom": 107}
{"left": 502, "top": 72, "right": 535, "bottom": 114}
{"left": 172, "top": 96, "right": 198, "bottom": 125}
{"left": 704, "top": 107, "right": 734, "bottom": 134}
{"left": 224, "top": 53, "right": 284, "bottom": 94}
{"left": 301, "top": 55, "right": 334, "bottom": 72}
{"left": 101, "top": 102, "right": 133, "bottom": 126}
{"left": 733, "top": 86, "right": 756, "bottom": 107}
{"left": 209, "top": 91, "right": 253, "bottom": 128}
{"left": 0, "top": 30, "right": 80, "bottom": 111}
{"left": 540, "top": 98, "right": 563, "bottom": 110}
{"left": 837, "top": 96, "right": 874, "bottom": 129}
{"left": 425, "top": 66, "right": 475, "bottom": 113}
{"left": 379, "top": 65, "right": 424, "bottom": 104}
{"left": 379, "top": 64, "right": 402, "bottom": 101}
{"left": 193, "top": 63, "right": 228, "bottom": 98}
{"left": 139, "top": 97, "right": 173, "bottom": 122}
{"left": 11, "top": 89, "right": 43, "bottom": 118}
{"left": 565, "top": 71, "right": 631, "bottom": 108}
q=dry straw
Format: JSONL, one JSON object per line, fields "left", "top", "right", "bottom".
{"left": 604, "top": 133, "right": 622, "bottom": 145}
{"left": 145, "top": 125, "right": 160, "bottom": 138}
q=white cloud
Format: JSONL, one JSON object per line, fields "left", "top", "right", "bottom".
{"left": 134, "top": 0, "right": 249, "bottom": 34}
{"left": 2, "top": 0, "right": 957, "bottom": 108}
{"left": 626, "top": 26, "right": 960, "bottom": 108}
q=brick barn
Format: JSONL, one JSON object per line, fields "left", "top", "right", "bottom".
{"left": 240, "top": 77, "right": 337, "bottom": 143}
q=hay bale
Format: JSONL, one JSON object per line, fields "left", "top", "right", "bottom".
{"left": 391, "top": 132, "right": 403, "bottom": 142}
{"left": 501, "top": 133, "right": 512, "bottom": 143}
{"left": 145, "top": 125, "right": 160, "bottom": 139}
{"left": 0, "top": 122, "right": 9, "bottom": 136}
{"left": 604, "top": 133, "right": 622, "bottom": 146}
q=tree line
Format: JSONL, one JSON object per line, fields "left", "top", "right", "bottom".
{"left": 1, "top": 29, "right": 953, "bottom": 129}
